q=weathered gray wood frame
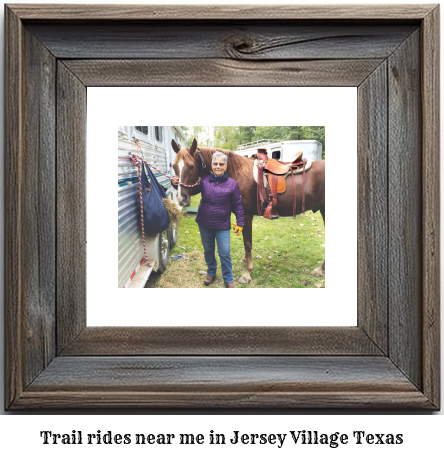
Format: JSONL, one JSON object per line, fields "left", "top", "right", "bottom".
{"left": 5, "top": 5, "right": 440, "bottom": 409}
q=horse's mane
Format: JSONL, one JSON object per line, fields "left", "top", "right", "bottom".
{"left": 195, "top": 146, "right": 253, "bottom": 178}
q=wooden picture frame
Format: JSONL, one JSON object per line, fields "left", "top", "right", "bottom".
{"left": 5, "top": 4, "right": 440, "bottom": 410}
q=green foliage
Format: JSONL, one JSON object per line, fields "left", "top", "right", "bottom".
{"left": 191, "top": 126, "right": 204, "bottom": 143}
{"left": 183, "top": 126, "right": 214, "bottom": 147}
{"left": 251, "top": 126, "right": 283, "bottom": 141}
{"left": 237, "top": 126, "right": 256, "bottom": 144}
{"left": 183, "top": 126, "right": 325, "bottom": 154}
{"left": 252, "top": 126, "right": 325, "bottom": 150}
{"left": 213, "top": 126, "right": 239, "bottom": 150}
{"left": 147, "top": 195, "right": 325, "bottom": 288}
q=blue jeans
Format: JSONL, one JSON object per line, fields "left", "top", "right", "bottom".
{"left": 198, "top": 224, "right": 233, "bottom": 283}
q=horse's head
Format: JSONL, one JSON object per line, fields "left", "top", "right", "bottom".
{"left": 172, "top": 138, "right": 201, "bottom": 207}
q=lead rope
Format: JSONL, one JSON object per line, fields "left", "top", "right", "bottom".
{"left": 130, "top": 152, "right": 200, "bottom": 188}
{"left": 129, "top": 146, "right": 202, "bottom": 269}
{"left": 302, "top": 159, "right": 306, "bottom": 215}
{"left": 132, "top": 141, "right": 151, "bottom": 267}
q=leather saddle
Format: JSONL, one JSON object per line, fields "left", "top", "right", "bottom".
{"left": 257, "top": 150, "right": 303, "bottom": 174}
{"left": 256, "top": 149, "right": 307, "bottom": 220}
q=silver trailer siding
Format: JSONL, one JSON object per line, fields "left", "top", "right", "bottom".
{"left": 118, "top": 126, "right": 185, "bottom": 288}
{"left": 237, "top": 139, "right": 323, "bottom": 162}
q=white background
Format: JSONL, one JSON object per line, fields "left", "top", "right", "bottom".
{"left": 0, "top": 0, "right": 442, "bottom": 448}
{"left": 88, "top": 87, "right": 357, "bottom": 326}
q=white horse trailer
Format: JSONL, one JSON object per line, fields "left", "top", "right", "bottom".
{"left": 118, "top": 126, "right": 186, "bottom": 288}
{"left": 236, "top": 139, "right": 323, "bottom": 163}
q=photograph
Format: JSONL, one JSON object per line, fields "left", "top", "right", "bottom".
{"left": 118, "top": 126, "right": 326, "bottom": 289}
{"left": 89, "top": 86, "right": 355, "bottom": 328}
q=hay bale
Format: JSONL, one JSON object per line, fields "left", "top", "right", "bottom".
{"left": 163, "top": 198, "right": 184, "bottom": 225}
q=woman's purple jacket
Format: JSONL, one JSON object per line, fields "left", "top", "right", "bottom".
{"left": 192, "top": 173, "right": 244, "bottom": 230}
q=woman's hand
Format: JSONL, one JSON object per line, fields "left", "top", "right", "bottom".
{"left": 232, "top": 222, "right": 243, "bottom": 236}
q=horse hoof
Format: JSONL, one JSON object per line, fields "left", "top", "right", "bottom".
{"left": 239, "top": 274, "right": 251, "bottom": 284}
{"left": 239, "top": 257, "right": 247, "bottom": 263}
{"left": 311, "top": 266, "right": 324, "bottom": 277}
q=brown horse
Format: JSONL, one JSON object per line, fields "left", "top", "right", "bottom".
{"left": 172, "top": 138, "right": 325, "bottom": 284}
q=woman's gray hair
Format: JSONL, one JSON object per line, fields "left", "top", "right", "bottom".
{"left": 212, "top": 151, "right": 228, "bottom": 164}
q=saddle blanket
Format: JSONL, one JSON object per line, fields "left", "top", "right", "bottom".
{"left": 253, "top": 159, "right": 312, "bottom": 186}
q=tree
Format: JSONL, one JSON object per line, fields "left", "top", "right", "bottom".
{"left": 213, "top": 126, "right": 239, "bottom": 150}
{"left": 183, "top": 125, "right": 325, "bottom": 157}
{"left": 237, "top": 126, "right": 256, "bottom": 145}
{"left": 252, "top": 126, "right": 287, "bottom": 142}
{"left": 191, "top": 126, "right": 204, "bottom": 143}
{"left": 252, "top": 126, "right": 325, "bottom": 155}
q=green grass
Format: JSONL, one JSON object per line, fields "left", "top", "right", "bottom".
{"left": 147, "top": 194, "right": 325, "bottom": 288}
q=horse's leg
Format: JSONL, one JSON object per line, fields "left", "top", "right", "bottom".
{"left": 239, "top": 214, "right": 253, "bottom": 284}
{"left": 312, "top": 208, "right": 325, "bottom": 276}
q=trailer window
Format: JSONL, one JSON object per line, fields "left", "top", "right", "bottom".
{"left": 155, "top": 126, "right": 164, "bottom": 143}
{"left": 135, "top": 126, "right": 149, "bottom": 135}
{"left": 272, "top": 150, "right": 281, "bottom": 160}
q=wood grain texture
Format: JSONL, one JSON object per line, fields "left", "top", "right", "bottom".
{"left": 14, "top": 356, "right": 433, "bottom": 409}
{"left": 28, "top": 356, "right": 419, "bottom": 391}
{"left": 421, "top": 5, "right": 440, "bottom": 409}
{"left": 63, "top": 59, "right": 384, "bottom": 87}
{"left": 388, "top": 31, "right": 422, "bottom": 389}
{"left": 56, "top": 62, "right": 87, "bottom": 353}
{"left": 4, "top": 4, "right": 24, "bottom": 410}
{"left": 16, "top": 390, "right": 433, "bottom": 410}
{"left": 7, "top": 4, "right": 435, "bottom": 20}
{"left": 357, "top": 62, "right": 388, "bottom": 354}
{"left": 21, "top": 28, "right": 57, "bottom": 387}
{"left": 61, "top": 327, "right": 383, "bottom": 356}
{"left": 26, "top": 22, "right": 416, "bottom": 60}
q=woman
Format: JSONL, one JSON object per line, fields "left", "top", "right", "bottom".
{"left": 191, "top": 152, "right": 244, "bottom": 288}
